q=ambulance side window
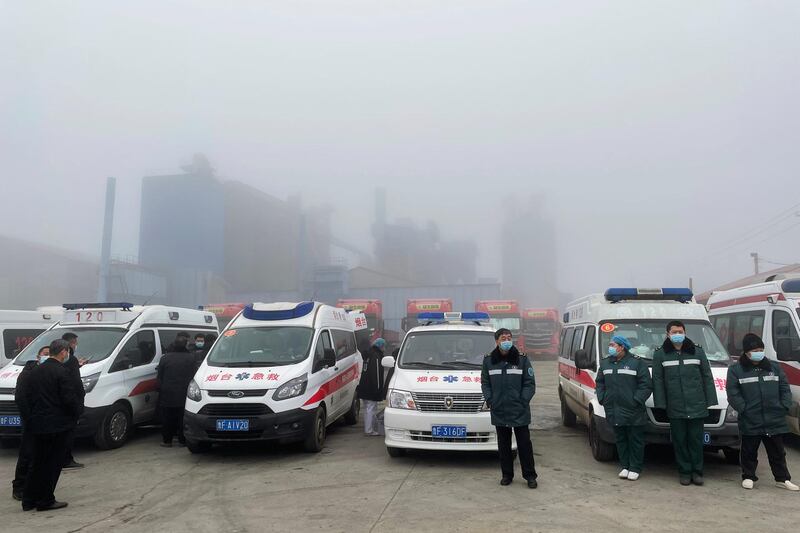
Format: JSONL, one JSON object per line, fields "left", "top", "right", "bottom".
{"left": 570, "top": 326, "right": 584, "bottom": 361}
{"left": 773, "top": 310, "right": 800, "bottom": 361}
{"left": 727, "top": 311, "right": 765, "bottom": 356}
{"left": 331, "top": 329, "right": 357, "bottom": 361}
{"left": 561, "top": 328, "right": 574, "bottom": 359}
{"left": 710, "top": 315, "right": 732, "bottom": 355}
{"left": 583, "top": 326, "right": 596, "bottom": 362}
{"left": 110, "top": 330, "right": 156, "bottom": 373}
{"left": 313, "top": 331, "right": 333, "bottom": 373}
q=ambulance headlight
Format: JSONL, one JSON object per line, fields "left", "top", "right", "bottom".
{"left": 725, "top": 406, "right": 738, "bottom": 423}
{"left": 273, "top": 374, "right": 308, "bottom": 401}
{"left": 186, "top": 379, "right": 202, "bottom": 402}
{"left": 81, "top": 373, "right": 100, "bottom": 393}
{"left": 389, "top": 390, "right": 416, "bottom": 410}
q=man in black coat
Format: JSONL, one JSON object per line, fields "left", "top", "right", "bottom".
{"left": 22, "top": 339, "right": 81, "bottom": 511}
{"left": 12, "top": 345, "right": 49, "bottom": 501}
{"left": 156, "top": 332, "right": 196, "bottom": 447}
{"left": 358, "top": 338, "right": 386, "bottom": 436}
{"left": 61, "top": 332, "right": 85, "bottom": 469}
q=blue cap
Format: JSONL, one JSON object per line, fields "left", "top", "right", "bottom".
{"left": 373, "top": 338, "right": 386, "bottom": 348}
{"left": 611, "top": 335, "right": 631, "bottom": 351}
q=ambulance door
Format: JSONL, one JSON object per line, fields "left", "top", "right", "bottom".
{"left": 330, "top": 329, "right": 359, "bottom": 418}
{"left": 109, "top": 329, "right": 158, "bottom": 423}
{"left": 309, "top": 330, "right": 339, "bottom": 415}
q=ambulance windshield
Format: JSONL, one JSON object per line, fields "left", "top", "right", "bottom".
{"left": 207, "top": 327, "right": 313, "bottom": 367}
{"left": 14, "top": 327, "right": 127, "bottom": 365}
{"left": 399, "top": 331, "right": 496, "bottom": 369}
{"left": 598, "top": 320, "right": 729, "bottom": 363}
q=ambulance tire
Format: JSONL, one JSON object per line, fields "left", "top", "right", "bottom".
{"left": 343, "top": 394, "right": 360, "bottom": 426}
{"left": 94, "top": 402, "right": 132, "bottom": 450}
{"left": 387, "top": 446, "right": 406, "bottom": 458}
{"left": 589, "top": 412, "right": 616, "bottom": 462}
{"left": 303, "top": 406, "right": 327, "bottom": 453}
{"left": 186, "top": 439, "right": 212, "bottom": 454}
{"left": 723, "top": 448, "right": 740, "bottom": 465}
{"left": 560, "top": 390, "right": 577, "bottom": 427}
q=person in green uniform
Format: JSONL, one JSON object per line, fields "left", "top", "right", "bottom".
{"left": 726, "top": 333, "right": 799, "bottom": 491}
{"left": 595, "top": 334, "right": 652, "bottom": 481}
{"left": 652, "top": 320, "right": 717, "bottom": 486}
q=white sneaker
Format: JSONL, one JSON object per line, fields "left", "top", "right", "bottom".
{"left": 777, "top": 480, "right": 800, "bottom": 491}
{"left": 742, "top": 479, "right": 754, "bottom": 490}
{"left": 618, "top": 469, "right": 629, "bottom": 479}
{"left": 627, "top": 472, "right": 640, "bottom": 481}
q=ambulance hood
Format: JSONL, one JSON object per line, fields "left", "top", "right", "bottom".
{"left": 391, "top": 368, "right": 484, "bottom": 392}
{"left": 195, "top": 364, "right": 300, "bottom": 390}
{"left": 641, "top": 366, "right": 730, "bottom": 409}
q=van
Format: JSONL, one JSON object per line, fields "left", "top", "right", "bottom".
{"left": 0, "top": 302, "right": 218, "bottom": 448}
{"left": 707, "top": 277, "right": 800, "bottom": 435}
{"left": 381, "top": 312, "right": 511, "bottom": 457}
{"left": 0, "top": 308, "right": 63, "bottom": 363}
{"left": 184, "top": 301, "right": 366, "bottom": 453}
{"left": 559, "top": 288, "right": 739, "bottom": 463}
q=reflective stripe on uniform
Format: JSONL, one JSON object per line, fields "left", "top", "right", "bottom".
{"left": 602, "top": 369, "right": 613, "bottom": 375}
{"left": 662, "top": 360, "right": 680, "bottom": 367}
{"left": 763, "top": 375, "right": 780, "bottom": 382}
{"left": 488, "top": 369, "right": 502, "bottom": 375}
{"left": 738, "top": 377, "right": 759, "bottom": 384}
{"left": 683, "top": 359, "right": 701, "bottom": 365}
{"left": 507, "top": 369, "right": 523, "bottom": 375}
{"left": 617, "top": 369, "right": 637, "bottom": 376}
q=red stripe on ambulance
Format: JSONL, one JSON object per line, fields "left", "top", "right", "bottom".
{"left": 129, "top": 378, "right": 159, "bottom": 397}
{"left": 559, "top": 361, "right": 596, "bottom": 389}
{"left": 303, "top": 363, "right": 360, "bottom": 406}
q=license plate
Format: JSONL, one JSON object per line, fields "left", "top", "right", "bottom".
{"left": 703, "top": 432, "right": 711, "bottom": 445}
{"left": 0, "top": 415, "right": 21, "bottom": 427}
{"left": 431, "top": 425, "right": 467, "bottom": 438}
{"left": 215, "top": 419, "right": 249, "bottom": 431}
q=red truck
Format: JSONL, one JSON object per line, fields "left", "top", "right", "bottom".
{"left": 522, "top": 308, "right": 561, "bottom": 359}
{"left": 402, "top": 299, "right": 453, "bottom": 331}
{"left": 475, "top": 300, "right": 525, "bottom": 351}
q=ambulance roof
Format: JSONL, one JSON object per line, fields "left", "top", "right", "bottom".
{"left": 57, "top": 303, "right": 216, "bottom": 328}
{"left": 565, "top": 292, "right": 709, "bottom": 324}
{"left": 0, "top": 309, "right": 61, "bottom": 325}
{"left": 407, "top": 323, "right": 496, "bottom": 335}
{"left": 706, "top": 279, "right": 800, "bottom": 309}
{"left": 230, "top": 302, "right": 354, "bottom": 331}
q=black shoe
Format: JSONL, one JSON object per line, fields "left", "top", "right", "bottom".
{"left": 63, "top": 460, "right": 84, "bottom": 469}
{"left": 691, "top": 474, "right": 704, "bottom": 486}
{"left": 36, "top": 501, "right": 68, "bottom": 511}
{"left": 500, "top": 477, "right": 513, "bottom": 486}
{"left": 680, "top": 476, "right": 692, "bottom": 486}
{"left": 527, "top": 479, "right": 538, "bottom": 489}
{"left": 12, "top": 489, "right": 23, "bottom": 501}
{"left": 22, "top": 504, "right": 36, "bottom": 512}
{"left": 160, "top": 442, "right": 173, "bottom": 448}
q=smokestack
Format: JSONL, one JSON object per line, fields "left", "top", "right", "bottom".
{"left": 97, "top": 177, "right": 116, "bottom": 301}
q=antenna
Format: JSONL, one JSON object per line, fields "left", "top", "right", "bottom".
{"left": 142, "top": 289, "right": 159, "bottom": 307}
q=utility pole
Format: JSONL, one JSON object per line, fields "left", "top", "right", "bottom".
{"left": 750, "top": 252, "right": 759, "bottom": 276}
{"left": 97, "top": 177, "right": 116, "bottom": 301}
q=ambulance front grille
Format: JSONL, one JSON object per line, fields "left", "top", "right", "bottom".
{"left": 409, "top": 431, "right": 492, "bottom": 443}
{"left": 199, "top": 403, "right": 272, "bottom": 416}
{"left": 649, "top": 408, "right": 723, "bottom": 426}
{"left": 0, "top": 401, "right": 19, "bottom": 415}
{"left": 0, "top": 388, "right": 15, "bottom": 396}
{"left": 411, "top": 392, "right": 485, "bottom": 413}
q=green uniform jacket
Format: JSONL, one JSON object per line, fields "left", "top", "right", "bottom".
{"left": 726, "top": 355, "right": 791, "bottom": 436}
{"left": 481, "top": 346, "right": 535, "bottom": 427}
{"left": 595, "top": 352, "right": 653, "bottom": 426}
{"left": 652, "top": 337, "right": 717, "bottom": 420}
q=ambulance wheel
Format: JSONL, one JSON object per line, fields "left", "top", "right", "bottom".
{"left": 560, "top": 391, "right": 577, "bottom": 428}
{"left": 186, "top": 439, "right": 212, "bottom": 454}
{"left": 589, "top": 413, "right": 615, "bottom": 462}
{"left": 303, "top": 406, "right": 327, "bottom": 453}
{"left": 723, "top": 448, "right": 740, "bottom": 465}
{"left": 95, "top": 402, "right": 132, "bottom": 450}
{"left": 344, "top": 395, "right": 360, "bottom": 426}
{"left": 387, "top": 446, "right": 406, "bottom": 458}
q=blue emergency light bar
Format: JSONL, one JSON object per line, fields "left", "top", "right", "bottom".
{"left": 604, "top": 288, "right": 693, "bottom": 304}
{"left": 243, "top": 301, "right": 315, "bottom": 321}
{"left": 417, "top": 312, "right": 490, "bottom": 323}
{"left": 63, "top": 302, "right": 134, "bottom": 311}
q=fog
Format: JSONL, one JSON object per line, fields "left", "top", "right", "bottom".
{"left": 2, "top": 1, "right": 799, "bottom": 307}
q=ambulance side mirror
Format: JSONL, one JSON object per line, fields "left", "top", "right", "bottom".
{"left": 575, "top": 349, "right": 594, "bottom": 371}
{"left": 323, "top": 348, "right": 337, "bottom": 368}
{"left": 381, "top": 355, "right": 395, "bottom": 368}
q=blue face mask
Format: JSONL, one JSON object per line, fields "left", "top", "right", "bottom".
{"left": 608, "top": 346, "right": 618, "bottom": 357}
{"left": 670, "top": 334, "right": 685, "bottom": 345}
{"left": 195, "top": 342, "right": 205, "bottom": 349}
{"left": 500, "top": 340, "right": 513, "bottom": 351}
{"left": 749, "top": 351, "right": 765, "bottom": 362}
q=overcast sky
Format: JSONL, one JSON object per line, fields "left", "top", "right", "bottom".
{"left": 2, "top": 0, "right": 799, "bottom": 299}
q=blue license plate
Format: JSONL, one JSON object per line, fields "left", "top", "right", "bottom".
{"left": 215, "top": 419, "right": 249, "bottom": 431}
{"left": 431, "top": 425, "right": 467, "bottom": 438}
{"left": 0, "top": 415, "right": 21, "bottom": 427}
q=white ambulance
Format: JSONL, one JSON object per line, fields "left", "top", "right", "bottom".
{"left": 707, "top": 276, "right": 800, "bottom": 435}
{"left": 0, "top": 302, "right": 218, "bottom": 448}
{"left": 0, "top": 308, "right": 63, "bottom": 363}
{"left": 558, "top": 288, "right": 739, "bottom": 463}
{"left": 381, "top": 312, "right": 510, "bottom": 457}
{"left": 184, "top": 301, "right": 365, "bottom": 453}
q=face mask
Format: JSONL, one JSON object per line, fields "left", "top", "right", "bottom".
{"left": 195, "top": 342, "right": 205, "bottom": 349}
{"left": 608, "top": 347, "right": 618, "bottom": 357}
{"left": 670, "top": 334, "right": 685, "bottom": 345}
{"left": 37, "top": 355, "right": 48, "bottom": 364}
{"left": 749, "top": 351, "right": 765, "bottom": 362}
{"left": 500, "top": 340, "right": 513, "bottom": 351}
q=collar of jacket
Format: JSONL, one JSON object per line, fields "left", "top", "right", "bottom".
{"left": 739, "top": 353, "right": 772, "bottom": 370}
{"left": 490, "top": 345, "right": 521, "bottom": 365}
{"left": 662, "top": 337, "right": 696, "bottom": 355}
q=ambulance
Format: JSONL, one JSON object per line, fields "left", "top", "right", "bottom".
{"left": 558, "top": 288, "right": 739, "bottom": 463}
{"left": 381, "top": 312, "right": 510, "bottom": 457}
{"left": 0, "top": 308, "right": 63, "bottom": 362}
{"left": 0, "top": 303, "right": 218, "bottom": 448}
{"left": 707, "top": 277, "right": 800, "bottom": 435}
{"left": 184, "top": 301, "right": 366, "bottom": 453}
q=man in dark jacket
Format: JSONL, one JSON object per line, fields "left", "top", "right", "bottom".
{"left": 156, "top": 332, "right": 196, "bottom": 447}
{"left": 481, "top": 328, "right": 537, "bottom": 488}
{"left": 22, "top": 339, "right": 81, "bottom": 511}
{"left": 358, "top": 338, "right": 385, "bottom": 436}
{"left": 652, "top": 320, "right": 717, "bottom": 486}
{"left": 12, "top": 345, "right": 49, "bottom": 500}
{"left": 726, "top": 333, "right": 799, "bottom": 491}
{"left": 596, "top": 335, "right": 652, "bottom": 481}
{"left": 61, "top": 332, "right": 85, "bottom": 469}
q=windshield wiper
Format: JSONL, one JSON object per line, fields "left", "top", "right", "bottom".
{"left": 213, "top": 361, "right": 293, "bottom": 368}
{"left": 402, "top": 361, "right": 449, "bottom": 369}
{"left": 439, "top": 361, "right": 482, "bottom": 369}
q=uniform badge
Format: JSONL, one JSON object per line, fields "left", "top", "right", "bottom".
{"left": 528, "top": 367, "right": 534, "bottom": 377}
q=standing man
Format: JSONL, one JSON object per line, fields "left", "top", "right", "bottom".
{"left": 22, "top": 339, "right": 81, "bottom": 511}
{"left": 595, "top": 335, "right": 652, "bottom": 481}
{"left": 61, "top": 332, "right": 85, "bottom": 469}
{"left": 12, "top": 345, "right": 49, "bottom": 500}
{"left": 481, "top": 328, "right": 537, "bottom": 488}
{"left": 726, "top": 333, "right": 799, "bottom": 491}
{"left": 358, "top": 338, "right": 386, "bottom": 436}
{"left": 653, "top": 320, "right": 717, "bottom": 486}
{"left": 191, "top": 333, "right": 210, "bottom": 366}
{"left": 156, "top": 332, "right": 196, "bottom": 447}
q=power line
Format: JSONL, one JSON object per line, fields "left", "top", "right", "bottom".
{"left": 706, "top": 207, "right": 800, "bottom": 257}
